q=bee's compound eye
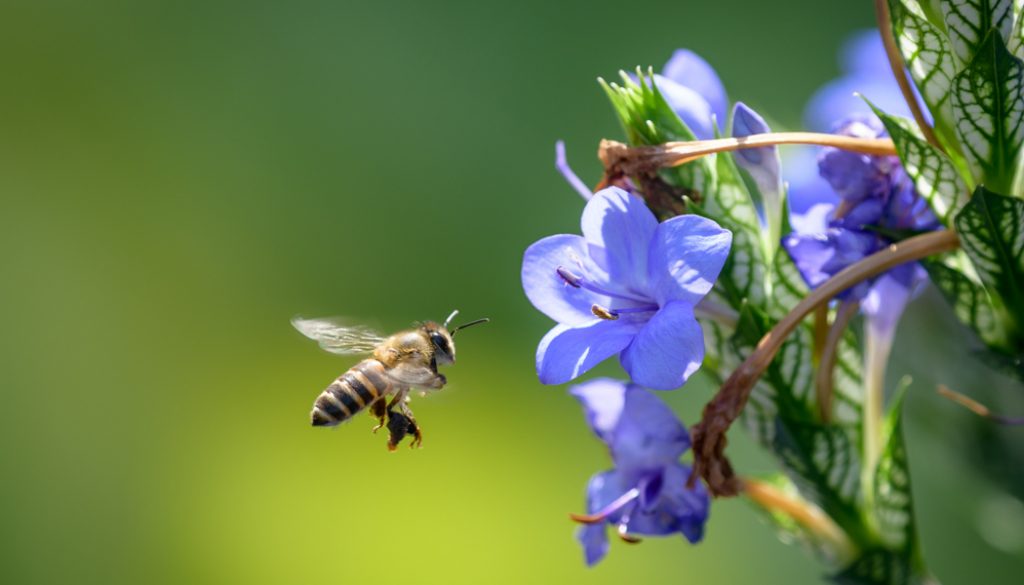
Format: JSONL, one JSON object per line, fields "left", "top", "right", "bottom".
{"left": 430, "top": 333, "right": 446, "bottom": 348}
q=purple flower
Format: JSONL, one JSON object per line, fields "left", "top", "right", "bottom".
{"left": 653, "top": 49, "right": 729, "bottom": 140}
{"left": 570, "top": 379, "right": 709, "bottom": 566}
{"left": 787, "top": 29, "right": 925, "bottom": 225}
{"left": 782, "top": 118, "right": 940, "bottom": 333}
{"left": 522, "top": 187, "right": 732, "bottom": 389}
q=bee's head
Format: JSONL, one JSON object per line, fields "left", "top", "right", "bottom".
{"left": 421, "top": 321, "right": 456, "bottom": 366}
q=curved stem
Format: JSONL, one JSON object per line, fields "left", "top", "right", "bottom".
{"left": 816, "top": 300, "right": 860, "bottom": 424}
{"left": 600, "top": 133, "right": 896, "bottom": 179}
{"left": 742, "top": 478, "right": 855, "bottom": 564}
{"left": 874, "top": 0, "right": 944, "bottom": 151}
{"left": 690, "top": 230, "right": 960, "bottom": 497}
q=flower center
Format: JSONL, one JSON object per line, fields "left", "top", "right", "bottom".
{"left": 569, "top": 486, "right": 644, "bottom": 543}
{"left": 591, "top": 304, "right": 659, "bottom": 321}
{"left": 569, "top": 487, "right": 640, "bottom": 525}
{"left": 556, "top": 266, "right": 648, "bottom": 303}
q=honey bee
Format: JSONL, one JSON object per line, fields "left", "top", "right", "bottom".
{"left": 292, "top": 310, "right": 488, "bottom": 450}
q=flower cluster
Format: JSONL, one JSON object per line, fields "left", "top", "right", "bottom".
{"left": 522, "top": 169, "right": 728, "bottom": 563}
{"left": 570, "top": 379, "right": 708, "bottom": 566}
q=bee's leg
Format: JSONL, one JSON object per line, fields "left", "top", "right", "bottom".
{"left": 370, "top": 398, "right": 387, "bottom": 433}
{"left": 397, "top": 401, "right": 423, "bottom": 449}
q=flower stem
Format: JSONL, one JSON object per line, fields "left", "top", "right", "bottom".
{"left": 874, "top": 0, "right": 944, "bottom": 152}
{"left": 599, "top": 133, "right": 896, "bottom": 181}
{"left": 742, "top": 478, "right": 855, "bottom": 564}
{"left": 690, "top": 230, "right": 960, "bottom": 497}
{"left": 862, "top": 318, "right": 895, "bottom": 505}
{"left": 816, "top": 300, "right": 860, "bottom": 424}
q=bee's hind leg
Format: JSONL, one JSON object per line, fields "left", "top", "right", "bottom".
{"left": 385, "top": 406, "right": 423, "bottom": 451}
{"left": 370, "top": 398, "right": 387, "bottom": 433}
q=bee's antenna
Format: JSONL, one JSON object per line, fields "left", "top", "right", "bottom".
{"left": 443, "top": 309, "right": 460, "bottom": 329}
{"left": 451, "top": 318, "right": 490, "bottom": 335}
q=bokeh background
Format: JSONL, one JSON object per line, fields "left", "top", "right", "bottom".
{"left": 2, "top": 1, "right": 1023, "bottom": 583}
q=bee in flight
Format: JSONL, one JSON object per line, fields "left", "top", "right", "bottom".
{"left": 292, "top": 310, "right": 488, "bottom": 450}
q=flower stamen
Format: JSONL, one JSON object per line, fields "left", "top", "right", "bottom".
{"left": 555, "top": 266, "right": 648, "bottom": 303}
{"left": 569, "top": 487, "right": 640, "bottom": 525}
{"left": 591, "top": 304, "right": 659, "bottom": 320}
{"left": 617, "top": 518, "right": 642, "bottom": 544}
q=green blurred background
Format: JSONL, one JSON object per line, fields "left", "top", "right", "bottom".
{"left": 2, "top": 1, "right": 1022, "bottom": 583}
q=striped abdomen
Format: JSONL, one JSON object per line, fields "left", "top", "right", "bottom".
{"left": 311, "top": 359, "right": 393, "bottom": 427}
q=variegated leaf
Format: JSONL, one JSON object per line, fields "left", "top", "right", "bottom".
{"left": 1011, "top": 0, "right": 1024, "bottom": 58}
{"left": 889, "top": 0, "right": 960, "bottom": 138}
{"left": 831, "top": 549, "right": 927, "bottom": 585}
{"left": 954, "top": 187, "right": 1024, "bottom": 334}
{"left": 951, "top": 30, "right": 1024, "bottom": 193}
{"left": 872, "top": 391, "right": 916, "bottom": 550}
{"left": 698, "top": 147, "right": 766, "bottom": 306}
{"left": 923, "top": 256, "right": 1013, "bottom": 347}
{"left": 939, "top": 0, "right": 1015, "bottom": 62}
{"left": 866, "top": 102, "right": 971, "bottom": 224}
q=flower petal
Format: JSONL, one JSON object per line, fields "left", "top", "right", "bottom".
{"left": 536, "top": 320, "right": 640, "bottom": 385}
{"left": 861, "top": 262, "right": 926, "bottom": 336}
{"left": 522, "top": 234, "right": 610, "bottom": 326}
{"left": 732, "top": 102, "right": 783, "bottom": 235}
{"left": 620, "top": 301, "right": 704, "bottom": 390}
{"left": 581, "top": 188, "right": 658, "bottom": 293}
{"left": 661, "top": 49, "right": 728, "bottom": 134}
{"left": 647, "top": 214, "right": 732, "bottom": 307}
{"left": 626, "top": 463, "right": 709, "bottom": 541}
{"left": 570, "top": 378, "right": 627, "bottom": 442}
{"left": 652, "top": 75, "right": 717, "bottom": 140}
{"left": 611, "top": 386, "right": 690, "bottom": 471}
{"left": 577, "top": 524, "right": 609, "bottom": 567}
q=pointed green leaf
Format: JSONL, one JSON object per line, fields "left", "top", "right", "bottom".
{"left": 951, "top": 30, "right": 1024, "bottom": 193}
{"left": 695, "top": 147, "right": 766, "bottom": 306}
{"left": 890, "top": 0, "right": 960, "bottom": 140}
{"left": 954, "top": 187, "right": 1024, "bottom": 333}
{"left": 599, "top": 69, "right": 715, "bottom": 198}
{"left": 872, "top": 391, "right": 917, "bottom": 550}
{"left": 865, "top": 101, "right": 971, "bottom": 224}
{"left": 939, "top": 0, "right": 1014, "bottom": 62}
{"left": 923, "top": 256, "right": 1014, "bottom": 346}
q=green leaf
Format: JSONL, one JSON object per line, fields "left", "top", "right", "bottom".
{"left": 951, "top": 30, "right": 1024, "bottom": 193}
{"left": 872, "top": 391, "right": 917, "bottom": 551}
{"left": 1010, "top": 1, "right": 1024, "bottom": 59}
{"left": 923, "top": 256, "right": 1014, "bottom": 347}
{"left": 831, "top": 549, "right": 929, "bottom": 585}
{"left": 954, "top": 186, "right": 1024, "bottom": 335}
{"left": 599, "top": 69, "right": 715, "bottom": 198}
{"left": 889, "top": 0, "right": 961, "bottom": 144}
{"left": 939, "top": 0, "right": 1015, "bottom": 62}
{"left": 732, "top": 303, "right": 868, "bottom": 537}
{"left": 694, "top": 146, "right": 766, "bottom": 306}
{"left": 865, "top": 100, "right": 971, "bottom": 224}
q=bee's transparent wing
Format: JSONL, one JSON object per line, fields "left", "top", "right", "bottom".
{"left": 291, "top": 316, "right": 386, "bottom": 355}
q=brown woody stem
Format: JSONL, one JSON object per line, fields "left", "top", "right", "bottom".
{"left": 874, "top": 0, "right": 943, "bottom": 151}
{"left": 690, "top": 230, "right": 960, "bottom": 497}
{"left": 816, "top": 300, "right": 860, "bottom": 424}
{"left": 599, "top": 133, "right": 895, "bottom": 182}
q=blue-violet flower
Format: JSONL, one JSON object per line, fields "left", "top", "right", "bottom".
{"left": 570, "top": 378, "right": 709, "bottom": 566}
{"left": 522, "top": 187, "right": 732, "bottom": 389}
{"left": 782, "top": 117, "right": 940, "bottom": 334}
